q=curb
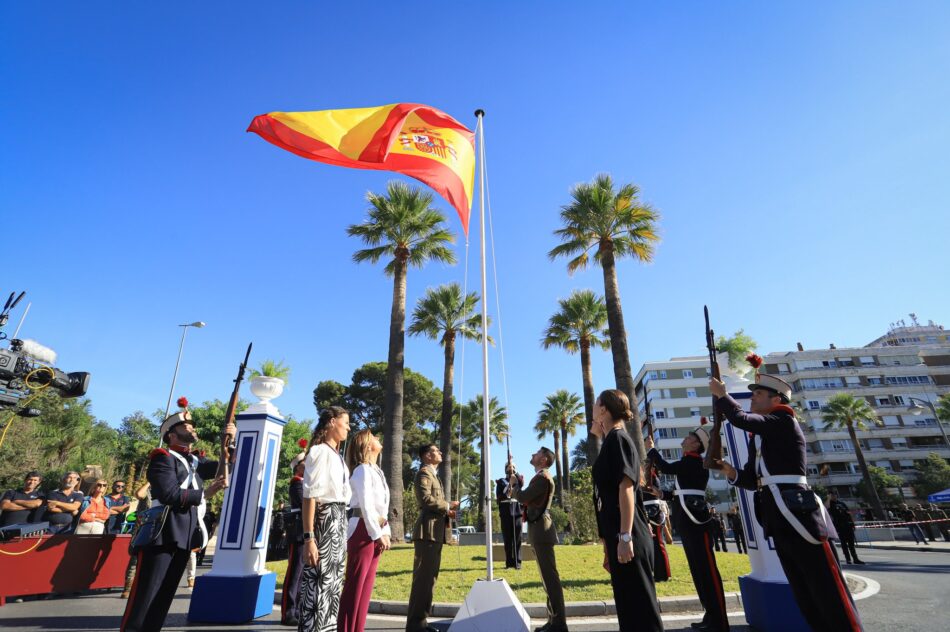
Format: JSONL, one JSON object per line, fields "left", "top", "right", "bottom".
{"left": 855, "top": 543, "right": 950, "bottom": 553}
{"left": 273, "top": 590, "right": 742, "bottom": 617}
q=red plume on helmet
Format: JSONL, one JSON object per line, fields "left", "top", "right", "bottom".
{"left": 700, "top": 416, "right": 709, "bottom": 426}
{"left": 298, "top": 438, "right": 309, "bottom": 449}
{"left": 745, "top": 353, "right": 763, "bottom": 369}
{"left": 177, "top": 396, "right": 189, "bottom": 409}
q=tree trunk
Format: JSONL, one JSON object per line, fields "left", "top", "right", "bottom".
{"left": 848, "top": 420, "right": 885, "bottom": 520}
{"left": 580, "top": 338, "right": 600, "bottom": 463}
{"left": 438, "top": 335, "right": 455, "bottom": 503}
{"left": 382, "top": 258, "right": 407, "bottom": 542}
{"left": 600, "top": 245, "right": 645, "bottom": 460}
{"left": 553, "top": 429, "right": 563, "bottom": 505}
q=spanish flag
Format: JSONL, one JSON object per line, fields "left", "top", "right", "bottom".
{"left": 248, "top": 103, "right": 476, "bottom": 234}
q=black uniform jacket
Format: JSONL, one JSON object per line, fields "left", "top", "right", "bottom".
{"left": 647, "top": 448, "right": 709, "bottom": 528}
{"left": 716, "top": 394, "right": 828, "bottom": 542}
{"left": 828, "top": 500, "right": 855, "bottom": 533}
{"left": 147, "top": 447, "right": 218, "bottom": 550}
{"left": 287, "top": 475, "right": 304, "bottom": 543}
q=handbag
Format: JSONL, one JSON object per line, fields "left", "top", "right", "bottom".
{"left": 128, "top": 505, "right": 170, "bottom": 555}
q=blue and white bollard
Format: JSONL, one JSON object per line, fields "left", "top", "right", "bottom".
{"left": 188, "top": 383, "right": 286, "bottom": 623}
{"left": 722, "top": 378, "right": 809, "bottom": 632}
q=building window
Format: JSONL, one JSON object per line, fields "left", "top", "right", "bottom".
{"left": 662, "top": 389, "right": 671, "bottom": 399}
{"left": 860, "top": 356, "right": 876, "bottom": 366}
{"left": 648, "top": 371, "right": 658, "bottom": 380}
{"left": 778, "top": 363, "right": 790, "bottom": 374}
{"left": 914, "top": 418, "right": 938, "bottom": 427}
{"left": 882, "top": 415, "right": 901, "bottom": 427}
{"left": 654, "top": 410, "right": 666, "bottom": 419}
{"left": 686, "top": 388, "right": 697, "bottom": 398}
{"left": 875, "top": 397, "right": 891, "bottom": 406}
{"left": 682, "top": 369, "right": 693, "bottom": 379}
{"left": 690, "top": 407, "right": 701, "bottom": 417}
{"left": 705, "top": 367, "right": 712, "bottom": 376}
{"left": 868, "top": 377, "right": 883, "bottom": 385}
{"left": 808, "top": 400, "right": 821, "bottom": 410}
{"left": 807, "top": 465, "right": 820, "bottom": 476}
{"left": 885, "top": 376, "right": 931, "bottom": 385}
{"left": 660, "top": 370, "right": 668, "bottom": 379}
{"left": 893, "top": 395, "right": 905, "bottom": 405}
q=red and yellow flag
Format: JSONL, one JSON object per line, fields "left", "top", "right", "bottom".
{"left": 248, "top": 103, "right": 476, "bottom": 233}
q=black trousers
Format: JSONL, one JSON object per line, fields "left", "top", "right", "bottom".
{"left": 499, "top": 506, "right": 523, "bottom": 568}
{"left": 733, "top": 529, "right": 747, "bottom": 554}
{"left": 281, "top": 539, "right": 305, "bottom": 622}
{"left": 679, "top": 521, "right": 730, "bottom": 631}
{"left": 837, "top": 528, "right": 861, "bottom": 563}
{"left": 713, "top": 528, "right": 728, "bottom": 552}
{"left": 652, "top": 524, "right": 670, "bottom": 582}
{"left": 120, "top": 544, "right": 191, "bottom": 632}
{"left": 606, "top": 536, "right": 663, "bottom": 632}
{"left": 774, "top": 536, "right": 863, "bottom": 632}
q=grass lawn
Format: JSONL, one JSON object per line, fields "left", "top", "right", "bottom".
{"left": 265, "top": 543, "right": 750, "bottom": 603}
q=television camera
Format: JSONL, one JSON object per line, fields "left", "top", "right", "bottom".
{"left": 0, "top": 290, "right": 90, "bottom": 414}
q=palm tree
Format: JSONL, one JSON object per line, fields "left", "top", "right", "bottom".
{"left": 408, "top": 283, "right": 487, "bottom": 502}
{"left": 463, "top": 395, "right": 508, "bottom": 531}
{"left": 347, "top": 181, "right": 456, "bottom": 541}
{"left": 541, "top": 289, "right": 610, "bottom": 463}
{"left": 536, "top": 390, "right": 584, "bottom": 506}
{"left": 549, "top": 173, "right": 660, "bottom": 460}
{"left": 821, "top": 393, "right": 886, "bottom": 520}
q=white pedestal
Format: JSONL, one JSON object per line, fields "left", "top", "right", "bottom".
{"left": 449, "top": 579, "right": 531, "bottom": 632}
{"left": 188, "top": 411, "right": 286, "bottom": 623}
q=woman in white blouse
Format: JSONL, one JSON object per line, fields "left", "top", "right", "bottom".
{"left": 299, "top": 406, "right": 352, "bottom": 632}
{"left": 337, "top": 429, "right": 391, "bottom": 632}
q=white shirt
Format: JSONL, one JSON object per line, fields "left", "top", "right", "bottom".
{"left": 302, "top": 443, "right": 351, "bottom": 504}
{"left": 347, "top": 463, "right": 391, "bottom": 540}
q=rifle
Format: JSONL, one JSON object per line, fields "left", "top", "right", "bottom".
{"left": 219, "top": 343, "right": 252, "bottom": 483}
{"left": 702, "top": 306, "right": 725, "bottom": 470}
{"left": 643, "top": 399, "right": 660, "bottom": 491}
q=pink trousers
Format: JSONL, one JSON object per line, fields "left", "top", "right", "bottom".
{"left": 337, "top": 520, "right": 383, "bottom": 632}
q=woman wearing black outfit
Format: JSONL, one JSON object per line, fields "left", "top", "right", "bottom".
{"left": 591, "top": 389, "right": 664, "bottom": 632}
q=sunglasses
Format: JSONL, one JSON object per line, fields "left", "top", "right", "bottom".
{"left": 96, "top": 483, "right": 108, "bottom": 487}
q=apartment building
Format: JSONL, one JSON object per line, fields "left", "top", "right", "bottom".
{"left": 764, "top": 321, "right": 950, "bottom": 502}
{"left": 632, "top": 357, "right": 734, "bottom": 507}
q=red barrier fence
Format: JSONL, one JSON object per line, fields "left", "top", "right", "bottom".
{"left": 0, "top": 533, "right": 130, "bottom": 606}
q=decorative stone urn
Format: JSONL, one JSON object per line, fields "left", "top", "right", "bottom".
{"left": 247, "top": 376, "right": 284, "bottom": 415}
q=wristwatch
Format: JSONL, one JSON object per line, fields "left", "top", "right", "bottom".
{"left": 303, "top": 531, "right": 316, "bottom": 541}
{"left": 618, "top": 532, "right": 632, "bottom": 543}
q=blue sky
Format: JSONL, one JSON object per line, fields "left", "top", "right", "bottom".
{"left": 3, "top": 2, "right": 949, "bottom": 482}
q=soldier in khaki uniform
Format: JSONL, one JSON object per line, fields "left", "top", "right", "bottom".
{"left": 406, "top": 444, "right": 459, "bottom": 632}
{"left": 510, "top": 447, "right": 567, "bottom": 632}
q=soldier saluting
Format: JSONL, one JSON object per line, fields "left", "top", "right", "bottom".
{"left": 709, "top": 374, "right": 863, "bottom": 632}
{"left": 121, "top": 404, "right": 232, "bottom": 632}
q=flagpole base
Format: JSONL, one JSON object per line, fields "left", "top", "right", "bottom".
{"left": 448, "top": 578, "right": 531, "bottom": 632}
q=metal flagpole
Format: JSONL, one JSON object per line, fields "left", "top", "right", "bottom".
{"left": 474, "top": 108, "right": 493, "bottom": 580}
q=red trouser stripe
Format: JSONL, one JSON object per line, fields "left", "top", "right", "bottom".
{"left": 282, "top": 542, "right": 296, "bottom": 617}
{"left": 655, "top": 526, "right": 671, "bottom": 574}
{"left": 120, "top": 550, "right": 144, "bottom": 632}
{"left": 704, "top": 531, "right": 728, "bottom": 629}
{"left": 822, "top": 540, "right": 862, "bottom": 632}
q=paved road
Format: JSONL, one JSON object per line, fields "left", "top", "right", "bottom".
{"left": 0, "top": 547, "right": 944, "bottom": 631}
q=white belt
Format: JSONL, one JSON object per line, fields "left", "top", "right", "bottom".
{"left": 760, "top": 475, "right": 807, "bottom": 486}
{"left": 673, "top": 480, "right": 709, "bottom": 525}
{"left": 674, "top": 489, "right": 706, "bottom": 496}
{"left": 643, "top": 500, "right": 661, "bottom": 506}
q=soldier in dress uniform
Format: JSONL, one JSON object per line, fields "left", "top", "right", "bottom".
{"left": 645, "top": 426, "right": 729, "bottom": 632}
{"left": 120, "top": 407, "right": 233, "bottom": 632}
{"left": 281, "top": 451, "right": 306, "bottom": 626}
{"left": 710, "top": 374, "right": 864, "bottom": 632}
{"left": 510, "top": 447, "right": 567, "bottom": 632}
{"left": 642, "top": 471, "right": 672, "bottom": 582}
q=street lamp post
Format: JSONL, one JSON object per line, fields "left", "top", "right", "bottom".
{"left": 163, "top": 321, "right": 206, "bottom": 422}
{"left": 907, "top": 396, "right": 950, "bottom": 450}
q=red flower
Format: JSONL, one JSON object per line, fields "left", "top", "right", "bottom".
{"left": 198, "top": 450, "right": 206, "bottom": 458}
{"left": 745, "top": 353, "right": 764, "bottom": 369}
{"left": 298, "top": 438, "right": 309, "bottom": 449}
{"left": 177, "top": 396, "right": 189, "bottom": 409}
{"left": 700, "top": 416, "right": 709, "bottom": 425}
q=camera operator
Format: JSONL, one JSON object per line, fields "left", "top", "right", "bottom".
{"left": 44, "top": 471, "right": 84, "bottom": 534}
{"left": 0, "top": 471, "right": 46, "bottom": 527}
